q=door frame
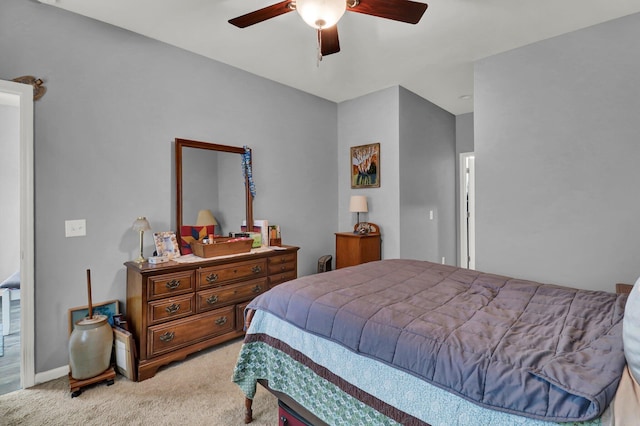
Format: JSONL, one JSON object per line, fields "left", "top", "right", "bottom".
{"left": 0, "top": 79, "right": 35, "bottom": 388}
{"left": 459, "top": 152, "right": 475, "bottom": 270}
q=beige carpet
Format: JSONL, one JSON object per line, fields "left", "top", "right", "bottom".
{"left": 0, "top": 338, "right": 278, "bottom": 425}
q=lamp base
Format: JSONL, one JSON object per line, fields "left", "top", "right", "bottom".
{"left": 135, "top": 230, "right": 145, "bottom": 263}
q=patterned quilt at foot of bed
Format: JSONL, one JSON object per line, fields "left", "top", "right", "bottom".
{"left": 232, "top": 310, "right": 610, "bottom": 426}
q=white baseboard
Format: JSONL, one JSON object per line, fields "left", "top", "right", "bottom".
{"left": 34, "top": 365, "right": 69, "bottom": 385}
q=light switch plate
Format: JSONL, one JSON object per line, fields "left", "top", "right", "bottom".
{"left": 65, "top": 219, "right": 86, "bottom": 237}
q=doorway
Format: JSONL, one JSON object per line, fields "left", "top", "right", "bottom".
{"left": 0, "top": 79, "right": 35, "bottom": 392}
{"left": 459, "top": 153, "right": 475, "bottom": 269}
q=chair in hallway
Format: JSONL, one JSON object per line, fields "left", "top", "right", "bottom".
{"left": 1, "top": 270, "right": 20, "bottom": 336}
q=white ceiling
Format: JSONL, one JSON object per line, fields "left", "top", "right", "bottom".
{"left": 40, "top": 0, "right": 640, "bottom": 115}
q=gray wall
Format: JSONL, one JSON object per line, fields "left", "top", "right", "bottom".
{"left": 456, "top": 113, "right": 474, "bottom": 156}
{"left": 399, "top": 87, "right": 456, "bottom": 264}
{"left": 475, "top": 12, "right": 640, "bottom": 290}
{"left": 1, "top": 0, "right": 338, "bottom": 373}
{"left": 338, "top": 87, "right": 400, "bottom": 257}
{"left": 337, "top": 87, "right": 457, "bottom": 263}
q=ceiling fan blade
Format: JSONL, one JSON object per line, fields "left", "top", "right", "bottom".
{"left": 348, "top": 0, "right": 428, "bottom": 24}
{"left": 320, "top": 26, "right": 340, "bottom": 56}
{"left": 229, "top": 1, "right": 295, "bottom": 28}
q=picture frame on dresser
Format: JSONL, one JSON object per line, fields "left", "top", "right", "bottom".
{"left": 153, "top": 231, "right": 181, "bottom": 258}
{"left": 68, "top": 299, "right": 120, "bottom": 335}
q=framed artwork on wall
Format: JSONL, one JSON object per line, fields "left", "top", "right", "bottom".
{"left": 351, "top": 143, "right": 380, "bottom": 188}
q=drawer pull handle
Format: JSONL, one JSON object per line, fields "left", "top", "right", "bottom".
{"left": 159, "top": 331, "right": 175, "bottom": 343}
{"left": 252, "top": 284, "right": 262, "bottom": 293}
{"left": 165, "top": 303, "right": 180, "bottom": 314}
{"left": 252, "top": 265, "right": 262, "bottom": 274}
{"left": 166, "top": 279, "right": 181, "bottom": 289}
{"left": 206, "top": 295, "right": 219, "bottom": 305}
{"left": 215, "top": 317, "right": 228, "bottom": 326}
{"left": 206, "top": 273, "right": 218, "bottom": 283}
{"left": 279, "top": 257, "right": 287, "bottom": 263}
{"left": 280, "top": 266, "right": 287, "bottom": 271}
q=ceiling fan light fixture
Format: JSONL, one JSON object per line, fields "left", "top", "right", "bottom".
{"left": 296, "top": 0, "right": 346, "bottom": 29}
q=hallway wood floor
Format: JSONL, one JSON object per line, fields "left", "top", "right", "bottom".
{"left": 0, "top": 299, "right": 20, "bottom": 395}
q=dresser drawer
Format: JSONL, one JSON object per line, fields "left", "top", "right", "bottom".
{"left": 147, "top": 307, "right": 235, "bottom": 357}
{"left": 198, "top": 259, "right": 267, "bottom": 289}
{"left": 268, "top": 253, "right": 297, "bottom": 269}
{"left": 269, "top": 270, "right": 297, "bottom": 288}
{"left": 147, "top": 270, "right": 195, "bottom": 301}
{"left": 197, "top": 278, "right": 267, "bottom": 313}
{"left": 268, "top": 260, "right": 296, "bottom": 275}
{"left": 147, "top": 294, "right": 195, "bottom": 325}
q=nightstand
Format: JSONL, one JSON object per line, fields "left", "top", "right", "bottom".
{"left": 335, "top": 223, "right": 381, "bottom": 269}
{"left": 616, "top": 283, "right": 633, "bottom": 294}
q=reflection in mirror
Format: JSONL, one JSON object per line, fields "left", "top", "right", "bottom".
{"left": 181, "top": 147, "right": 245, "bottom": 236}
{"left": 176, "top": 138, "right": 253, "bottom": 248}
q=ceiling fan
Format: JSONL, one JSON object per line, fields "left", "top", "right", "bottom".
{"left": 228, "top": 0, "right": 428, "bottom": 59}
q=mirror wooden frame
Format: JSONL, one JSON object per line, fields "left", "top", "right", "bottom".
{"left": 175, "top": 138, "right": 253, "bottom": 246}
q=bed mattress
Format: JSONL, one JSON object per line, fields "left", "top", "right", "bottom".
{"left": 239, "top": 259, "right": 627, "bottom": 422}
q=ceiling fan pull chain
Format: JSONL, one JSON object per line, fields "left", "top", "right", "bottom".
{"left": 316, "top": 28, "right": 323, "bottom": 66}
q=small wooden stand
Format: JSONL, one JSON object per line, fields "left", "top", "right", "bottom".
{"left": 68, "top": 366, "right": 116, "bottom": 397}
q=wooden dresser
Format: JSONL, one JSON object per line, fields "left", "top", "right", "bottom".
{"left": 124, "top": 246, "right": 299, "bottom": 381}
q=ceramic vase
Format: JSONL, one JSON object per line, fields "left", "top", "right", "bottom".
{"left": 68, "top": 314, "right": 113, "bottom": 380}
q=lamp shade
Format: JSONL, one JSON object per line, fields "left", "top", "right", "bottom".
{"left": 196, "top": 209, "right": 218, "bottom": 226}
{"left": 296, "top": 0, "right": 346, "bottom": 29}
{"left": 349, "top": 195, "right": 368, "bottom": 213}
{"left": 132, "top": 216, "right": 151, "bottom": 232}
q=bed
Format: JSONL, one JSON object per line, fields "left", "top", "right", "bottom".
{"left": 232, "top": 259, "right": 636, "bottom": 425}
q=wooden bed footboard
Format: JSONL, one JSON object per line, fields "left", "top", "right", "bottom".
{"left": 244, "top": 308, "right": 256, "bottom": 331}
{"left": 244, "top": 396, "right": 253, "bottom": 424}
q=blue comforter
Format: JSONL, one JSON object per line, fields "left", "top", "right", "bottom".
{"left": 247, "top": 259, "right": 627, "bottom": 422}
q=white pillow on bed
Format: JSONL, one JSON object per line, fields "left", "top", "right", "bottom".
{"left": 623, "top": 276, "right": 640, "bottom": 384}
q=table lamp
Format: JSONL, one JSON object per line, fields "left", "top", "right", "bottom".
{"left": 132, "top": 216, "right": 151, "bottom": 263}
{"left": 349, "top": 195, "right": 368, "bottom": 232}
{"left": 196, "top": 209, "right": 218, "bottom": 227}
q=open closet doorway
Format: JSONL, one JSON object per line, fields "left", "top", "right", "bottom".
{"left": 459, "top": 153, "right": 475, "bottom": 269}
{"left": 0, "top": 79, "right": 35, "bottom": 393}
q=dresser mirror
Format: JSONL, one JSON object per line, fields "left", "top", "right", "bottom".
{"left": 175, "top": 138, "right": 253, "bottom": 245}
